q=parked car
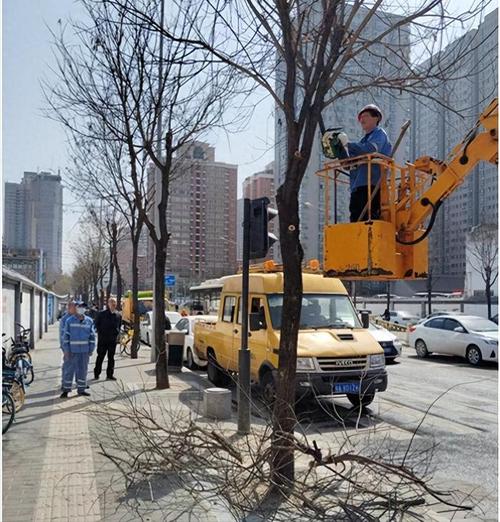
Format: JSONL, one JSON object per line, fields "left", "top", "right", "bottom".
{"left": 140, "top": 311, "right": 182, "bottom": 345}
{"left": 408, "top": 314, "right": 498, "bottom": 366}
{"left": 174, "top": 315, "right": 217, "bottom": 369}
{"left": 382, "top": 310, "right": 419, "bottom": 326}
{"left": 374, "top": 294, "right": 401, "bottom": 299}
{"left": 417, "top": 311, "right": 464, "bottom": 324}
{"left": 368, "top": 322, "right": 402, "bottom": 362}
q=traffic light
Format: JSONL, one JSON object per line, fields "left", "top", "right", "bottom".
{"left": 249, "top": 197, "right": 278, "bottom": 259}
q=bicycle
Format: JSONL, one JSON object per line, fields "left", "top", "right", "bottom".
{"left": 119, "top": 325, "right": 134, "bottom": 356}
{"left": 3, "top": 369, "right": 25, "bottom": 413}
{"left": 3, "top": 336, "right": 34, "bottom": 386}
{"left": 2, "top": 389, "right": 15, "bottom": 434}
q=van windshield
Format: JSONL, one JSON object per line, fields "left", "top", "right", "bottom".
{"left": 267, "top": 294, "right": 362, "bottom": 330}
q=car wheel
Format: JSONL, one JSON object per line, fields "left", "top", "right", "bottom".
{"left": 186, "top": 347, "right": 198, "bottom": 370}
{"left": 347, "top": 393, "right": 375, "bottom": 407}
{"left": 415, "top": 339, "right": 429, "bottom": 358}
{"left": 260, "top": 370, "right": 277, "bottom": 405}
{"left": 466, "top": 345, "right": 482, "bottom": 366}
{"left": 207, "top": 351, "right": 230, "bottom": 387}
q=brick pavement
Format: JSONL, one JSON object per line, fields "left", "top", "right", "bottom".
{"left": 2, "top": 324, "right": 224, "bottom": 522}
{"left": 2, "top": 324, "right": 477, "bottom": 521}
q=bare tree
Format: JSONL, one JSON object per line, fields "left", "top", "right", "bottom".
{"left": 468, "top": 223, "right": 498, "bottom": 319}
{"left": 45, "top": 0, "right": 244, "bottom": 382}
{"left": 64, "top": 134, "right": 146, "bottom": 356}
{"left": 111, "top": 0, "right": 495, "bottom": 484}
{"left": 71, "top": 217, "right": 109, "bottom": 305}
{"left": 86, "top": 201, "right": 127, "bottom": 307}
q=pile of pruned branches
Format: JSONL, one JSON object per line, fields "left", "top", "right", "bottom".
{"left": 90, "top": 384, "right": 476, "bottom": 521}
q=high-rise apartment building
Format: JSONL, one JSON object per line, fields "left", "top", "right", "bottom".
{"left": 3, "top": 182, "right": 26, "bottom": 249}
{"left": 410, "top": 9, "right": 498, "bottom": 281}
{"left": 241, "top": 161, "right": 277, "bottom": 261}
{"left": 164, "top": 141, "right": 237, "bottom": 291}
{"left": 274, "top": 7, "right": 410, "bottom": 263}
{"left": 3, "top": 171, "right": 63, "bottom": 277}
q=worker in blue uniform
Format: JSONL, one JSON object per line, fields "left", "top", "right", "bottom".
{"left": 61, "top": 301, "right": 96, "bottom": 398}
{"left": 60, "top": 300, "right": 76, "bottom": 392}
{"left": 323, "top": 104, "right": 392, "bottom": 222}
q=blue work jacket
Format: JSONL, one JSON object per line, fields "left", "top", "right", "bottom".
{"left": 341, "top": 126, "right": 392, "bottom": 191}
{"left": 63, "top": 315, "right": 96, "bottom": 355}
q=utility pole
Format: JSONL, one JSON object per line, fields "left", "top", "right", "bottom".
{"left": 238, "top": 199, "right": 251, "bottom": 434}
{"left": 151, "top": 0, "right": 166, "bottom": 365}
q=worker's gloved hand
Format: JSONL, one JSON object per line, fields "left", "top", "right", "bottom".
{"left": 321, "top": 128, "right": 346, "bottom": 159}
{"left": 337, "top": 132, "right": 348, "bottom": 146}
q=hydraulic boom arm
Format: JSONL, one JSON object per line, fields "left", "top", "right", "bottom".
{"left": 405, "top": 98, "right": 498, "bottom": 232}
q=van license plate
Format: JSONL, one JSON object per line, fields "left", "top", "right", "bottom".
{"left": 334, "top": 383, "right": 360, "bottom": 394}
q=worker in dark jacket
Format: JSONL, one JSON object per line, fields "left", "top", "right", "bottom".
{"left": 94, "top": 297, "right": 122, "bottom": 380}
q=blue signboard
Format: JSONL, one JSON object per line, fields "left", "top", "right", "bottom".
{"left": 164, "top": 274, "right": 176, "bottom": 287}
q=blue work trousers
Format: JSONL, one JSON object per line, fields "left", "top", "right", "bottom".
{"left": 61, "top": 352, "right": 91, "bottom": 392}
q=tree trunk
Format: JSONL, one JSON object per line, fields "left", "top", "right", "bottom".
{"left": 427, "top": 271, "right": 432, "bottom": 316}
{"left": 131, "top": 233, "right": 141, "bottom": 359}
{"left": 271, "top": 182, "right": 303, "bottom": 486}
{"left": 93, "top": 280, "right": 99, "bottom": 307}
{"left": 154, "top": 245, "right": 169, "bottom": 389}
{"left": 114, "top": 246, "right": 123, "bottom": 311}
{"left": 486, "top": 273, "right": 492, "bottom": 319}
{"left": 106, "top": 242, "right": 114, "bottom": 303}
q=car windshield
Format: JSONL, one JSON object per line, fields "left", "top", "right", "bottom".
{"left": 460, "top": 317, "right": 498, "bottom": 333}
{"left": 267, "top": 294, "right": 361, "bottom": 330}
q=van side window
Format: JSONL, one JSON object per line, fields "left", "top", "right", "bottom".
{"left": 222, "top": 296, "right": 236, "bottom": 323}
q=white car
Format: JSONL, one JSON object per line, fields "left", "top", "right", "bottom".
{"left": 140, "top": 311, "right": 182, "bottom": 345}
{"left": 384, "top": 310, "right": 419, "bottom": 325}
{"left": 368, "top": 322, "right": 403, "bottom": 362}
{"left": 174, "top": 315, "right": 217, "bottom": 369}
{"left": 408, "top": 314, "right": 498, "bottom": 366}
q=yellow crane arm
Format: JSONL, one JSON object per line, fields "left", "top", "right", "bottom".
{"left": 406, "top": 98, "right": 498, "bottom": 231}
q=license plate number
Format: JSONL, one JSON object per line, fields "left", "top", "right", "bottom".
{"left": 334, "top": 382, "right": 360, "bottom": 394}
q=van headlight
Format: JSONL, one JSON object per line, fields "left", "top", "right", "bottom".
{"left": 296, "top": 357, "right": 315, "bottom": 371}
{"left": 369, "top": 354, "right": 385, "bottom": 368}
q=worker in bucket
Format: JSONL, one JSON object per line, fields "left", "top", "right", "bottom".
{"left": 61, "top": 301, "right": 96, "bottom": 398}
{"left": 322, "top": 104, "right": 392, "bottom": 222}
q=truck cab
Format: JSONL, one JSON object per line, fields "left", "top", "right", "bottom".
{"left": 194, "top": 271, "right": 387, "bottom": 406}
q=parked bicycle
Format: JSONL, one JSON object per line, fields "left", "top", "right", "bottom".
{"left": 3, "top": 367, "right": 26, "bottom": 413}
{"left": 118, "top": 324, "right": 136, "bottom": 356}
{"left": 3, "top": 334, "right": 34, "bottom": 385}
{"left": 2, "top": 389, "right": 15, "bottom": 434}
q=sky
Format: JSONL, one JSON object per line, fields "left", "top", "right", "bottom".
{"left": 2, "top": 1, "right": 496, "bottom": 273}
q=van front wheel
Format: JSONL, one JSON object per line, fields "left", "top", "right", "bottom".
{"left": 207, "top": 352, "right": 230, "bottom": 387}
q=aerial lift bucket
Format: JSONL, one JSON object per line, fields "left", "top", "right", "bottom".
{"left": 323, "top": 220, "right": 428, "bottom": 280}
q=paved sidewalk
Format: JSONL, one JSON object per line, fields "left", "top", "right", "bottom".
{"left": 2, "top": 325, "right": 218, "bottom": 522}
{"left": 3, "top": 324, "right": 487, "bottom": 521}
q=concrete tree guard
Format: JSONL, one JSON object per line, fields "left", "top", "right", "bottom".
{"left": 203, "top": 388, "right": 232, "bottom": 420}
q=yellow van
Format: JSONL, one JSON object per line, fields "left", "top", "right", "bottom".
{"left": 194, "top": 270, "right": 387, "bottom": 406}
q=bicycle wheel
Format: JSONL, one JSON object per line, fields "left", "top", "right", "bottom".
{"left": 13, "top": 355, "right": 34, "bottom": 385}
{"left": 8, "top": 350, "right": 32, "bottom": 365}
{"left": 121, "top": 336, "right": 132, "bottom": 356}
{"left": 10, "top": 381, "right": 25, "bottom": 412}
{"left": 3, "top": 391, "right": 15, "bottom": 434}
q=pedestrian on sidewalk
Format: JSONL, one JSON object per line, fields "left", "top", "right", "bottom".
{"left": 94, "top": 297, "right": 122, "bottom": 381}
{"left": 61, "top": 301, "right": 96, "bottom": 398}
{"left": 59, "top": 300, "right": 76, "bottom": 350}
